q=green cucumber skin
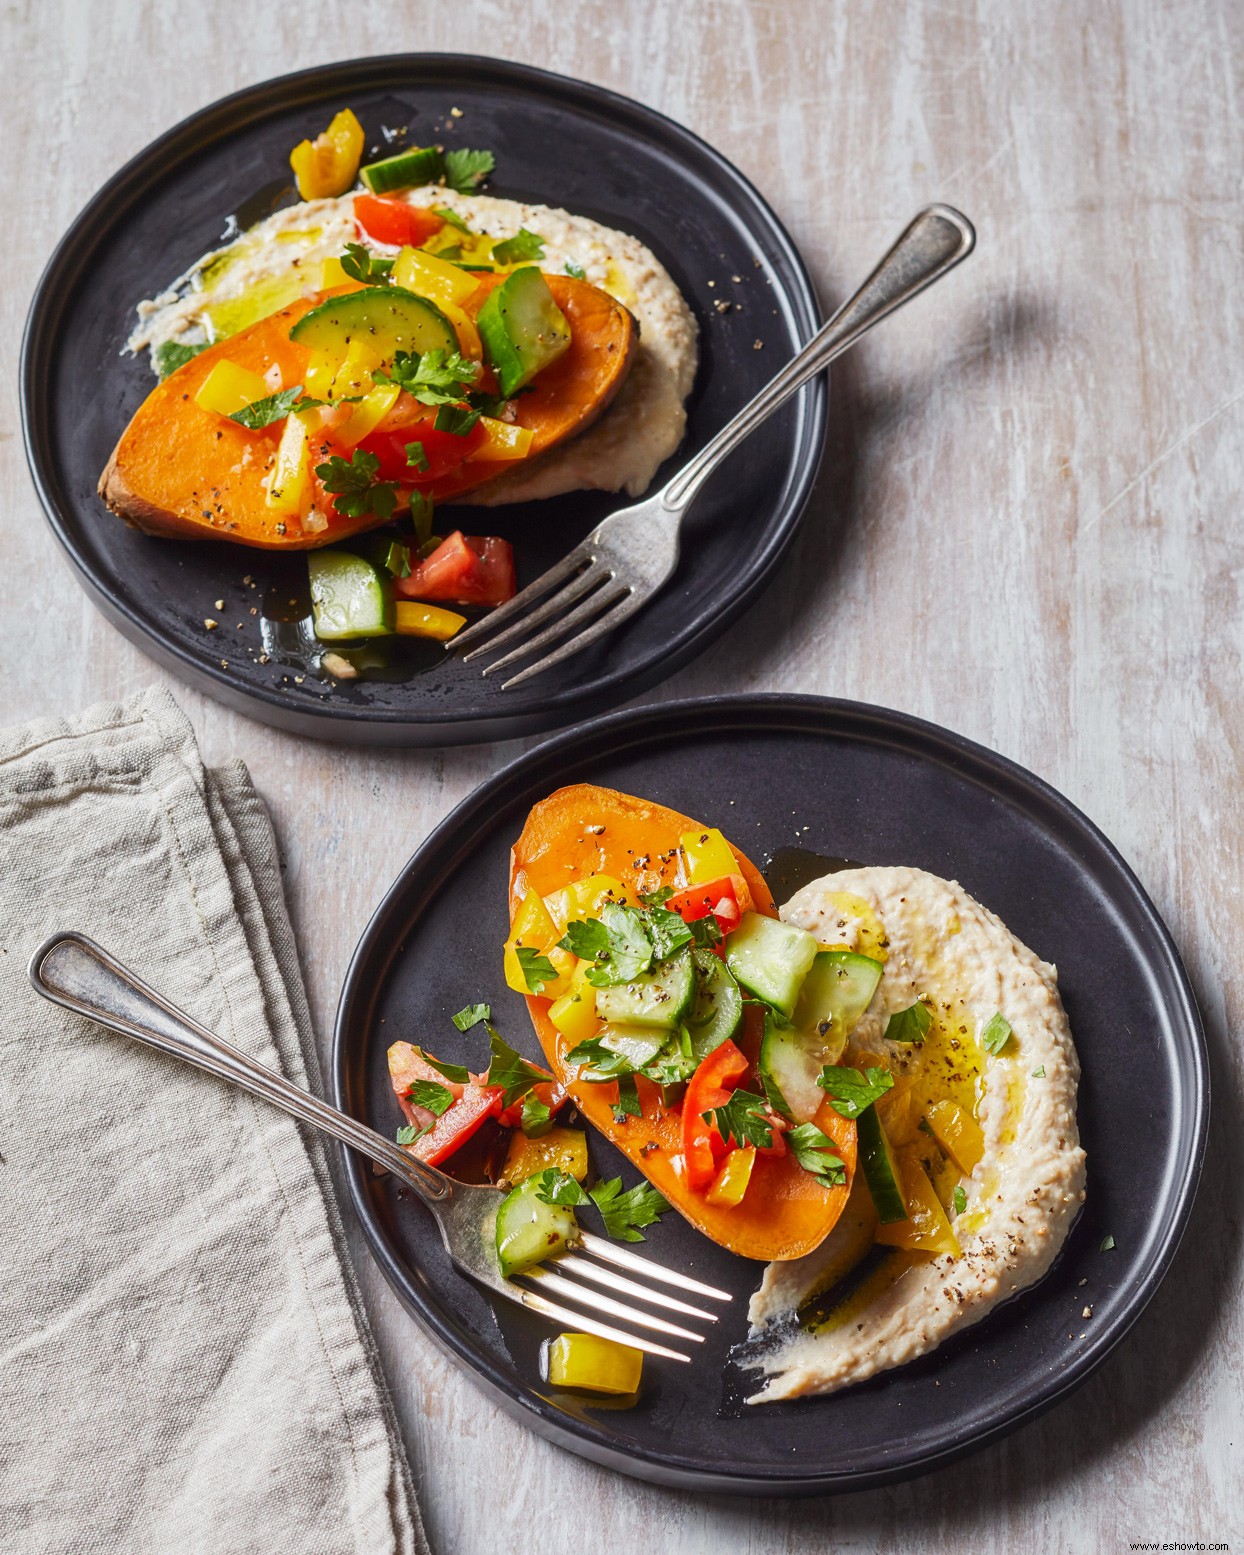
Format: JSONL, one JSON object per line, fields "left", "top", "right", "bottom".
{"left": 495, "top": 1176, "right": 578, "bottom": 1277}
{"left": 856, "top": 1106, "right": 909, "bottom": 1224}
{"left": 476, "top": 267, "right": 571, "bottom": 396}
{"left": 360, "top": 146, "right": 444, "bottom": 194}
{"left": 795, "top": 950, "right": 883, "bottom": 1056}
{"left": 593, "top": 952, "right": 696, "bottom": 1031}
{"left": 758, "top": 1017, "right": 824, "bottom": 1123}
{"left": 289, "top": 286, "right": 457, "bottom": 358}
{"left": 597, "top": 1026, "right": 665, "bottom": 1069}
{"left": 686, "top": 950, "right": 743, "bottom": 1061}
{"left": 308, "top": 551, "right": 394, "bottom": 641}
{"left": 724, "top": 912, "right": 819, "bottom": 1019}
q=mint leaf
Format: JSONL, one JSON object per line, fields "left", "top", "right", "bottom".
{"left": 703, "top": 1087, "right": 774, "bottom": 1150}
{"left": 451, "top": 1003, "right": 491, "bottom": 1032}
{"left": 484, "top": 1026, "right": 548, "bottom": 1108}
{"left": 406, "top": 1079, "right": 454, "bottom": 1116}
{"left": 229, "top": 384, "right": 304, "bottom": 430}
{"left": 152, "top": 339, "right": 207, "bottom": 379}
{"left": 981, "top": 1012, "right": 1012, "bottom": 1055}
{"left": 520, "top": 1092, "right": 553, "bottom": 1137}
{"left": 444, "top": 147, "right": 495, "bottom": 193}
{"left": 588, "top": 1177, "right": 669, "bottom": 1242}
{"left": 786, "top": 1122, "right": 847, "bottom": 1185}
{"left": 433, "top": 403, "right": 480, "bottom": 437}
{"left": 515, "top": 946, "right": 558, "bottom": 994}
{"left": 817, "top": 1064, "right": 895, "bottom": 1119}
{"left": 406, "top": 440, "right": 430, "bottom": 472}
{"left": 564, "top": 260, "right": 586, "bottom": 280}
{"left": 952, "top": 1184, "right": 967, "bottom": 1215}
{"left": 314, "top": 449, "right": 398, "bottom": 520}
{"left": 885, "top": 1002, "right": 932, "bottom": 1044}
{"left": 647, "top": 905, "right": 693, "bottom": 961}
{"left": 533, "top": 1168, "right": 589, "bottom": 1207}
{"left": 492, "top": 228, "right": 545, "bottom": 264}
{"left": 611, "top": 1075, "right": 642, "bottom": 1123}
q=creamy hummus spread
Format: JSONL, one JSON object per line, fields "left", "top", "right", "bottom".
{"left": 130, "top": 188, "right": 698, "bottom": 503}
{"left": 744, "top": 866, "right": 1086, "bottom": 1402}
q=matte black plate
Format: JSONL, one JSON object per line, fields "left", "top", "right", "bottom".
{"left": 333, "top": 695, "right": 1207, "bottom": 1494}
{"left": 21, "top": 56, "right": 825, "bottom": 746}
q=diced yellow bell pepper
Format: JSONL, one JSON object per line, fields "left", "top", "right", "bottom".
{"left": 266, "top": 410, "right": 313, "bottom": 514}
{"left": 542, "top": 874, "right": 629, "bottom": 935}
{"left": 394, "top": 602, "right": 466, "bottom": 641}
{"left": 393, "top": 244, "right": 482, "bottom": 306}
{"left": 679, "top": 827, "right": 739, "bottom": 885}
{"left": 303, "top": 350, "right": 340, "bottom": 401}
{"left": 874, "top": 1154, "right": 962, "bottom": 1257}
{"left": 194, "top": 360, "right": 270, "bottom": 419}
{"left": 546, "top": 1333, "right": 642, "bottom": 1396}
{"left": 331, "top": 338, "right": 383, "bottom": 400}
{"left": 876, "top": 1078, "right": 919, "bottom": 1148}
{"left": 548, "top": 975, "right": 600, "bottom": 1046}
{"left": 340, "top": 381, "right": 401, "bottom": 447}
{"left": 705, "top": 1145, "right": 756, "bottom": 1207}
{"left": 924, "top": 1099, "right": 985, "bottom": 1175}
{"left": 319, "top": 255, "right": 354, "bottom": 290}
{"left": 504, "top": 890, "right": 576, "bottom": 997}
{"left": 470, "top": 416, "right": 534, "bottom": 462}
{"left": 503, "top": 1126, "right": 590, "bottom": 1185}
{"left": 290, "top": 107, "right": 365, "bottom": 201}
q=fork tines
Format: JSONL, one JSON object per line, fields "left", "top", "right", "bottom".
{"left": 513, "top": 1233, "right": 731, "bottom": 1362}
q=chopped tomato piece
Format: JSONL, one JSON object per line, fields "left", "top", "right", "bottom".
{"left": 666, "top": 874, "right": 750, "bottom": 953}
{"left": 387, "top": 1043, "right": 504, "bottom": 1167}
{"left": 353, "top": 194, "right": 445, "bottom": 248}
{"left": 396, "top": 531, "right": 517, "bottom": 607}
{"left": 680, "top": 1039, "right": 749, "bottom": 1192}
{"left": 497, "top": 1076, "right": 568, "bottom": 1130}
{"left": 358, "top": 398, "right": 487, "bottom": 483}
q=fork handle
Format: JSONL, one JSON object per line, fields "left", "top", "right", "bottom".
{"left": 28, "top": 931, "right": 452, "bottom": 1205}
{"left": 661, "top": 204, "right": 975, "bottom": 512}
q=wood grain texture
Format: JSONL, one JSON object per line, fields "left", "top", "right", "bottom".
{"left": 4, "top": 1, "right": 1241, "bottom": 1550}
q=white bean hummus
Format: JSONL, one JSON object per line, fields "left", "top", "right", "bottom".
{"left": 745, "top": 866, "right": 1086, "bottom": 1403}
{"left": 130, "top": 188, "right": 698, "bottom": 503}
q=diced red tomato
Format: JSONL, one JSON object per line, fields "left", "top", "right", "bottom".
{"left": 396, "top": 531, "right": 517, "bottom": 607}
{"left": 665, "top": 874, "right": 751, "bottom": 953}
{"left": 388, "top": 1045, "right": 504, "bottom": 1167}
{"left": 497, "top": 1077, "right": 568, "bottom": 1130}
{"left": 307, "top": 430, "right": 352, "bottom": 519}
{"left": 353, "top": 194, "right": 445, "bottom": 248}
{"left": 680, "top": 1039, "right": 749, "bottom": 1192}
{"left": 358, "top": 397, "right": 487, "bottom": 483}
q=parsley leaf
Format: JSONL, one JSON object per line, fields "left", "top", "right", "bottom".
{"left": 515, "top": 945, "right": 558, "bottom": 994}
{"left": 484, "top": 1026, "right": 548, "bottom": 1108}
{"left": 229, "top": 384, "right": 304, "bottom": 430}
{"left": 817, "top": 1065, "right": 895, "bottom": 1119}
{"left": 981, "top": 1011, "right": 1012, "bottom": 1055}
{"left": 703, "top": 1087, "right": 774, "bottom": 1150}
{"left": 520, "top": 1092, "right": 553, "bottom": 1137}
{"left": 786, "top": 1122, "right": 847, "bottom": 1185}
{"left": 152, "top": 339, "right": 207, "bottom": 379}
{"left": 410, "top": 489, "right": 435, "bottom": 545}
{"left": 465, "top": 388, "right": 511, "bottom": 418}
{"left": 533, "top": 1168, "right": 589, "bottom": 1207}
{"left": 433, "top": 403, "right": 481, "bottom": 437}
{"left": 444, "top": 147, "right": 495, "bottom": 193}
{"left": 559, "top": 918, "right": 611, "bottom": 961}
{"left": 433, "top": 205, "right": 471, "bottom": 232}
{"left": 562, "top": 904, "right": 653, "bottom": 988}
{"left": 563, "top": 1034, "right": 637, "bottom": 1081}
{"left": 418, "top": 1049, "right": 471, "bottom": 1084}
{"left": 314, "top": 449, "right": 398, "bottom": 520}
{"left": 396, "top": 1123, "right": 430, "bottom": 1146}
{"left": 492, "top": 228, "right": 545, "bottom": 264}
{"left": 339, "top": 242, "right": 393, "bottom": 283}
{"left": 647, "top": 905, "right": 693, "bottom": 961}
{"left": 588, "top": 1177, "right": 670, "bottom": 1242}
{"left": 611, "top": 1075, "right": 642, "bottom": 1123}
{"left": 952, "top": 1184, "right": 967, "bottom": 1215}
{"left": 405, "top": 440, "right": 430, "bottom": 472}
{"left": 638, "top": 886, "right": 673, "bottom": 907}
{"left": 564, "top": 260, "right": 586, "bottom": 280}
{"left": 451, "top": 1003, "right": 491, "bottom": 1032}
{"left": 377, "top": 348, "right": 480, "bottom": 407}
{"left": 689, "top": 916, "right": 723, "bottom": 950}
{"left": 406, "top": 1079, "right": 454, "bottom": 1116}
{"left": 885, "top": 1002, "right": 932, "bottom": 1044}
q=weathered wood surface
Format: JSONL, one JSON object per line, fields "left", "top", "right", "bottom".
{"left": 3, "top": 2, "right": 1240, "bottom": 1550}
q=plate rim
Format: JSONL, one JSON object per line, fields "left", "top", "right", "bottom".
{"left": 331, "top": 691, "right": 1209, "bottom": 1494}
{"left": 20, "top": 53, "right": 828, "bottom": 746}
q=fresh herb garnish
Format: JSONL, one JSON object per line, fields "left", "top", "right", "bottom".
{"left": 588, "top": 1177, "right": 670, "bottom": 1242}
{"left": 1031, "top": 1065, "right": 1046, "bottom": 1079}
{"left": 396, "top": 1123, "right": 430, "bottom": 1146}
{"left": 152, "top": 339, "right": 207, "bottom": 379}
{"left": 885, "top": 1002, "right": 932, "bottom": 1044}
{"left": 559, "top": 904, "right": 653, "bottom": 987}
{"left": 1100, "top": 1233, "right": 1116, "bottom": 1252}
{"left": 702, "top": 1087, "right": 775, "bottom": 1151}
{"left": 444, "top": 147, "right": 495, "bottom": 193}
{"left": 817, "top": 1064, "right": 895, "bottom": 1119}
{"left": 520, "top": 1092, "right": 553, "bottom": 1137}
{"left": 638, "top": 886, "right": 674, "bottom": 907}
{"left": 409, "top": 490, "right": 435, "bottom": 545}
{"left": 786, "top": 1123, "right": 847, "bottom": 1186}
{"left": 564, "top": 260, "right": 586, "bottom": 280}
{"left": 953, "top": 1184, "right": 967, "bottom": 1215}
{"left": 451, "top": 1003, "right": 491, "bottom": 1032}
{"left": 433, "top": 403, "right": 481, "bottom": 437}
{"left": 646, "top": 905, "right": 693, "bottom": 961}
{"left": 377, "top": 348, "right": 480, "bottom": 407}
{"left": 558, "top": 918, "right": 611, "bottom": 961}
{"left": 484, "top": 1026, "right": 548, "bottom": 1108}
{"left": 688, "top": 916, "right": 723, "bottom": 950}
{"left": 533, "top": 1168, "right": 588, "bottom": 1207}
{"left": 492, "top": 228, "right": 545, "bottom": 264}
{"left": 339, "top": 241, "right": 393, "bottom": 283}
{"left": 314, "top": 449, "right": 398, "bottom": 520}
{"left": 514, "top": 945, "right": 558, "bottom": 995}
{"left": 981, "top": 1012, "right": 1012, "bottom": 1055}
{"left": 419, "top": 1050, "right": 471, "bottom": 1085}
{"left": 611, "top": 1075, "right": 642, "bottom": 1123}
{"left": 229, "top": 384, "right": 304, "bottom": 431}
{"left": 405, "top": 440, "right": 430, "bottom": 472}
{"left": 433, "top": 206, "right": 472, "bottom": 232}
{"left": 406, "top": 1079, "right": 454, "bottom": 1116}
{"left": 465, "top": 389, "right": 511, "bottom": 418}
{"left": 563, "top": 1034, "right": 637, "bottom": 1081}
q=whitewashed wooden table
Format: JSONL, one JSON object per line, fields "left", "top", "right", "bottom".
{"left": 5, "top": 2, "right": 1240, "bottom": 1549}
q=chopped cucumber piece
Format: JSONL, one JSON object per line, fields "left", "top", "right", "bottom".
{"left": 308, "top": 551, "right": 393, "bottom": 640}
{"left": 795, "top": 950, "right": 883, "bottom": 1059}
{"left": 593, "top": 951, "right": 695, "bottom": 1031}
{"left": 725, "top": 912, "right": 819, "bottom": 1018}
{"left": 686, "top": 949, "right": 743, "bottom": 1061}
{"left": 476, "top": 267, "right": 571, "bottom": 395}
{"left": 597, "top": 1026, "right": 665, "bottom": 1071}
{"left": 289, "top": 286, "right": 457, "bottom": 361}
{"left": 758, "top": 1016, "right": 820, "bottom": 1123}
{"left": 360, "top": 145, "right": 444, "bottom": 194}
{"left": 857, "top": 1107, "right": 909, "bottom": 1224}
{"left": 495, "top": 1174, "right": 578, "bottom": 1277}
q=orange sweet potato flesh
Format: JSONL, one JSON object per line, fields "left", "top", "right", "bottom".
{"left": 509, "top": 784, "right": 858, "bottom": 1263}
{"left": 99, "top": 275, "right": 636, "bottom": 548}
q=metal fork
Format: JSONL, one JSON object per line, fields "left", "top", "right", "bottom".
{"left": 28, "top": 932, "right": 728, "bottom": 1362}
{"left": 453, "top": 203, "right": 976, "bottom": 686}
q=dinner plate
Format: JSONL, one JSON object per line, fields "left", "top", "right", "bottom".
{"left": 21, "top": 55, "right": 825, "bottom": 746}
{"left": 332, "top": 694, "right": 1207, "bottom": 1494}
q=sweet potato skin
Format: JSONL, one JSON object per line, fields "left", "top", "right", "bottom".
{"left": 508, "top": 784, "right": 858, "bottom": 1263}
{"left": 99, "top": 276, "right": 637, "bottom": 548}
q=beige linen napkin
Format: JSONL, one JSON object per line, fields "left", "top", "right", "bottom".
{"left": 0, "top": 687, "right": 429, "bottom": 1555}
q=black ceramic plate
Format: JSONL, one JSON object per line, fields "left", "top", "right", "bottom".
{"left": 333, "top": 695, "right": 1206, "bottom": 1494}
{"left": 21, "top": 56, "right": 825, "bottom": 746}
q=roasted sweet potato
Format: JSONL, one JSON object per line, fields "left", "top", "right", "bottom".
{"left": 99, "top": 275, "right": 636, "bottom": 549}
{"left": 509, "top": 784, "right": 858, "bottom": 1262}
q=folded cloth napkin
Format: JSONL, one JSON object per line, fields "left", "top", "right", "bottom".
{"left": 0, "top": 687, "right": 429, "bottom": 1555}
